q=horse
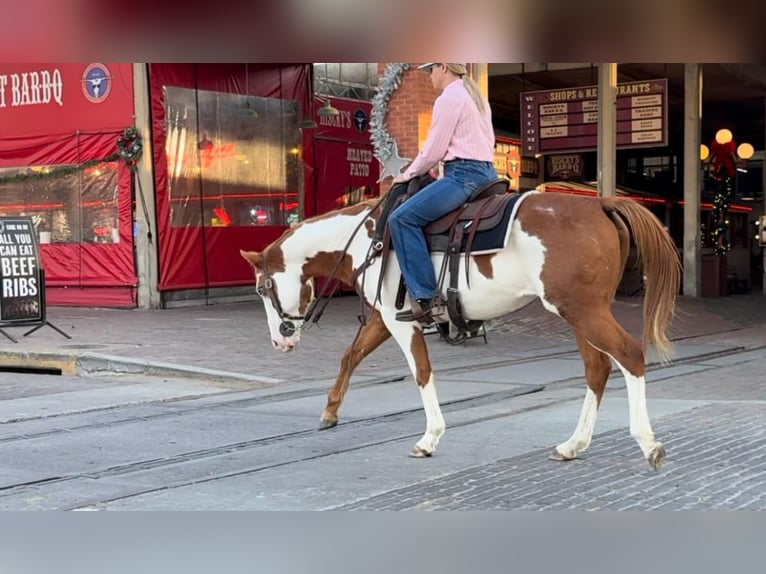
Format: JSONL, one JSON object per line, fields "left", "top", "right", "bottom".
{"left": 240, "top": 189, "right": 681, "bottom": 470}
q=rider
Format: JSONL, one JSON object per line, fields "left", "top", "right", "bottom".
{"left": 389, "top": 63, "right": 498, "bottom": 323}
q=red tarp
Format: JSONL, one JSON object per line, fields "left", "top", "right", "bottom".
{"left": 149, "top": 64, "right": 310, "bottom": 291}
{"left": 0, "top": 63, "right": 137, "bottom": 306}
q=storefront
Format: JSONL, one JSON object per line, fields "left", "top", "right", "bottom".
{"left": 149, "top": 66, "right": 379, "bottom": 303}
{"left": 0, "top": 63, "right": 137, "bottom": 306}
{"left": 149, "top": 64, "right": 311, "bottom": 297}
{"left": 0, "top": 63, "right": 380, "bottom": 308}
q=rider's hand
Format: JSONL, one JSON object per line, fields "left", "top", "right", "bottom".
{"left": 392, "top": 173, "right": 409, "bottom": 184}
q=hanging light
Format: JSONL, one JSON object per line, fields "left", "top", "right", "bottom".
{"left": 298, "top": 64, "right": 319, "bottom": 129}
{"left": 197, "top": 133, "right": 213, "bottom": 150}
{"left": 317, "top": 98, "right": 340, "bottom": 117}
{"left": 736, "top": 142, "right": 754, "bottom": 160}
{"left": 240, "top": 63, "right": 258, "bottom": 119}
{"left": 700, "top": 144, "right": 710, "bottom": 161}
{"left": 715, "top": 128, "right": 733, "bottom": 144}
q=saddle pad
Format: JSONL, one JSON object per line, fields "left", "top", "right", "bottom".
{"left": 428, "top": 191, "right": 535, "bottom": 254}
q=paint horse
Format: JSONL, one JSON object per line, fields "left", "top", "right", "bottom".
{"left": 240, "top": 190, "right": 681, "bottom": 470}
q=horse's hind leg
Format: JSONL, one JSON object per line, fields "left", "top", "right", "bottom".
{"left": 551, "top": 333, "right": 611, "bottom": 462}
{"left": 571, "top": 312, "right": 665, "bottom": 470}
{"left": 320, "top": 310, "right": 391, "bottom": 430}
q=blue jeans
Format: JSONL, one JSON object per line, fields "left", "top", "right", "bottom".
{"left": 389, "top": 160, "right": 497, "bottom": 300}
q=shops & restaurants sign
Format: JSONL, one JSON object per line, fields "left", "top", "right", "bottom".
{"left": 521, "top": 79, "right": 668, "bottom": 155}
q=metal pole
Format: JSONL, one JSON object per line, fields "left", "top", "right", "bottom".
{"left": 597, "top": 63, "right": 617, "bottom": 197}
{"left": 683, "top": 64, "right": 703, "bottom": 297}
{"left": 132, "top": 63, "right": 161, "bottom": 309}
{"left": 763, "top": 96, "right": 766, "bottom": 294}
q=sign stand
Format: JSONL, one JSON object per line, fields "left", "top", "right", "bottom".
{"left": 0, "top": 217, "right": 71, "bottom": 342}
{"left": 0, "top": 326, "right": 16, "bottom": 343}
{"left": 22, "top": 269, "right": 71, "bottom": 340}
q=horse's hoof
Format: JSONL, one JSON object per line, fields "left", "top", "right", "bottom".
{"left": 548, "top": 449, "right": 576, "bottom": 462}
{"left": 318, "top": 418, "right": 338, "bottom": 431}
{"left": 409, "top": 446, "right": 433, "bottom": 458}
{"left": 647, "top": 444, "right": 666, "bottom": 470}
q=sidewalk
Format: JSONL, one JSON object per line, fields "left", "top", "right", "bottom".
{"left": 1, "top": 292, "right": 765, "bottom": 386}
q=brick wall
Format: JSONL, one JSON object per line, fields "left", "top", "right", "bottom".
{"left": 377, "top": 63, "right": 437, "bottom": 194}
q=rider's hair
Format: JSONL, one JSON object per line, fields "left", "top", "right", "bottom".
{"left": 444, "top": 63, "right": 486, "bottom": 114}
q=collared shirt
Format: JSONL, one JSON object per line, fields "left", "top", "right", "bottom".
{"left": 403, "top": 78, "right": 496, "bottom": 180}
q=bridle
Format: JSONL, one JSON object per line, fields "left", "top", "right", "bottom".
{"left": 256, "top": 194, "right": 389, "bottom": 337}
{"left": 256, "top": 257, "right": 306, "bottom": 338}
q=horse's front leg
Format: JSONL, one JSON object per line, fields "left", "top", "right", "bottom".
{"left": 320, "top": 309, "right": 391, "bottom": 430}
{"left": 386, "top": 319, "right": 445, "bottom": 457}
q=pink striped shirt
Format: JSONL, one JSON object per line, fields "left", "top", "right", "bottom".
{"left": 403, "top": 79, "right": 495, "bottom": 180}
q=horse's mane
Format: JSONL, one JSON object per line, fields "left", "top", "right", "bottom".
{"left": 301, "top": 200, "right": 376, "bottom": 226}
{"left": 266, "top": 200, "right": 376, "bottom": 252}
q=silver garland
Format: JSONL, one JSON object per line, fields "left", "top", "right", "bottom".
{"left": 370, "top": 63, "right": 412, "bottom": 180}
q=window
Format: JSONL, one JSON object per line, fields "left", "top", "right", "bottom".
{"left": 164, "top": 87, "right": 303, "bottom": 228}
{"left": 313, "top": 63, "right": 379, "bottom": 101}
{"left": 0, "top": 161, "right": 120, "bottom": 244}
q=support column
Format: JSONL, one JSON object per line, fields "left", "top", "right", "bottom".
{"left": 470, "top": 63, "right": 489, "bottom": 97}
{"left": 683, "top": 64, "right": 703, "bottom": 297}
{"left": 132, "top": 63, "right": 161, "bottom": 309}
{"left": 597, "top": 63, "right": 617, "bottom": 197}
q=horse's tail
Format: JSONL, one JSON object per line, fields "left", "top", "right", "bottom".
{"left": 600, "top": 197, "right": 682, "bottom": 364}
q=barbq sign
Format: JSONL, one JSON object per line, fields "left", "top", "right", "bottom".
{"left": 0, "top": 68, "right": 64, "bottom": 109}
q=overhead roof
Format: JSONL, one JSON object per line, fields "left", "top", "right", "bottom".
{"left": 489, "top": 64, "right": 766, "bottom": 152}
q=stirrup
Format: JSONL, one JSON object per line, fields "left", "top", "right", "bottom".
{"left": 395, "top": 297, "right": 445, "bottom": 324}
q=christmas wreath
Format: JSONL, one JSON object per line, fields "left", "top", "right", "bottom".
{"left": 370, "top": 63, "right": 411, "bottom": 180}
{"left": 116, "top": 126, "right": 143, "bottom": 168}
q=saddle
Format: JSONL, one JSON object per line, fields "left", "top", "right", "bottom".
{"left": 369, "top": 176, "right": 515, "bottom": 344}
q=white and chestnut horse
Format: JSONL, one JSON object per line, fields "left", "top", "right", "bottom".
{"left": 240, "top": 191, "right": 681, "bottom": 469}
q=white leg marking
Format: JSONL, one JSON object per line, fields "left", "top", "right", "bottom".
{"left": 555, "top": 388, "right": 599, "bottom": 459}
{"left": 381, "top": 316, "right": 446, "bottom": 457}
{"left": 612, "top": 359, "right": 663, "bottom": 460}
{"left": 415, "top": 375, "right": 446, "bottom": 455}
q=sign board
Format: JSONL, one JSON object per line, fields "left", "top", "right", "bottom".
{"left": 0, "top": 217, "right": 42, "bottom": 324}
{"left": 547, "top": 154, "right": 584, "bottom": 179}
{"left": 521, "top": 79, "right": 668, "bottom": 155}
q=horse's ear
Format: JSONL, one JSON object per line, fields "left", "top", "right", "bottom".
{"left": 240, "top": 250, "right": 263, "bottom": 269}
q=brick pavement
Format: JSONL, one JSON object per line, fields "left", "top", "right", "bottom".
{"left": 335, "top": 402, "right": 766, "bottom": 510}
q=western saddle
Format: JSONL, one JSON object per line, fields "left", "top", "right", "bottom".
{"left": 369, "top": 176, "right": 515, "bottom": 344}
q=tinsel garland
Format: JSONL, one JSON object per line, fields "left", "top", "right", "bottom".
{"left": 0, "top": 126, "right": 143, "bottom": 186}
{"left": 370, "top": 63, "right": 412, "bottom": 180}
{"left": 711, "top": 175, "right": 733, "bottom": 256}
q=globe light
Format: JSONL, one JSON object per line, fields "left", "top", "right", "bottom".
{"left": 700, "top": 144, "right": 710, "bottom": 160}
{"left": 736, "top": 142, "right": 754, "bottom": 160}
{"left": 715, "top": 129, "right": 733, "bottom": 144}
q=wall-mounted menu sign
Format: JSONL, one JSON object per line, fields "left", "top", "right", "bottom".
{"left": 0, "top": 217, "right": 42, "bottom": 324}
{"left": 521, "top": 79, "right": 668, "bottom": 155}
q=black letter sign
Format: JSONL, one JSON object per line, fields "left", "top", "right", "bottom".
{"left": 0, "top": 217, "right": 42, "bottom": 324}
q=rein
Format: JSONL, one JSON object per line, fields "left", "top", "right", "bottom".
{"left": 300, "top": 195, "right": 388, "bottom": 330}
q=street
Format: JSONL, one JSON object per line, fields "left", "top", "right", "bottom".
{"left": 0, "top": 313, "right": 764, "bottom": 510}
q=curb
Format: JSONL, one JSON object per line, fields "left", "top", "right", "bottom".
{"left": 0, "top": 350, "right": 282, "bottom": 388}
{"left": 0, "top": 350, "right": 79, "bottom": 376}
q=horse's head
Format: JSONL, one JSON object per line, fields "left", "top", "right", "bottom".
{"left": 240, "top": 248, "right": 315, "bottom": 352}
